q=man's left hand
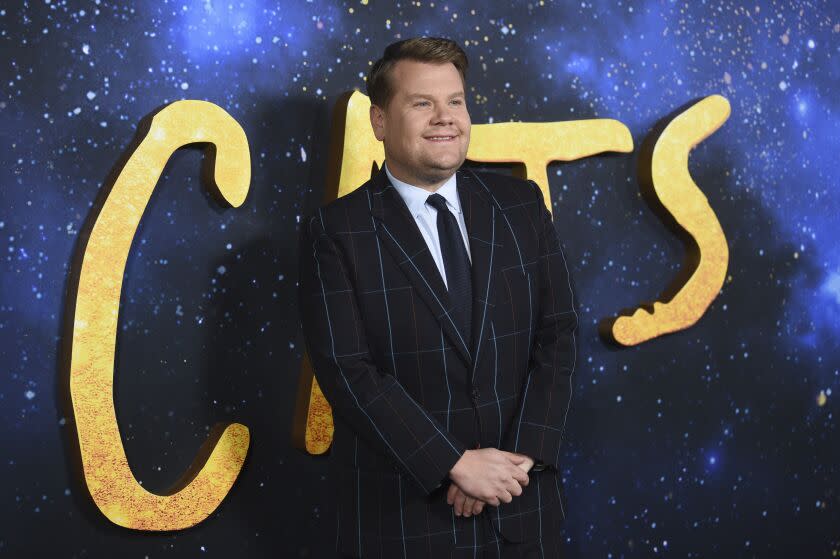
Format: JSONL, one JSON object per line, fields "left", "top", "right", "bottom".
{"left": 447, "top": 453, "right": 535, "bottom": 517}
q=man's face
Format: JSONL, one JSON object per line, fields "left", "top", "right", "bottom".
{"left": 370, "top": 59, "right": 471, "bottom": 188}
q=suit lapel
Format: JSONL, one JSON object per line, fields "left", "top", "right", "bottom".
{"left": 368, "top": 166, "right": 471, "bottom": 367}
{"left": 457, "top": 170, "right": 502, "bottom": 378}
{"left": 367, "top": 166, "right": 502, "bottom": 372}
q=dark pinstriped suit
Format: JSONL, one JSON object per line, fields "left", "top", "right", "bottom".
{"left": 298, "top": 165, "right": 578, "bottom": 558}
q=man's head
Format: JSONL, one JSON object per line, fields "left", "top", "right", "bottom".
{"left": 367, "top": 37, "right": 471, "bottom": 189}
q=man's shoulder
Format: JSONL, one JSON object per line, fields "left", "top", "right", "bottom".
{"left": 301, "top": 177, "right": 377, "bottom": 233}
{"left": 460, "top": 168, "right": 540, "bottom": 211}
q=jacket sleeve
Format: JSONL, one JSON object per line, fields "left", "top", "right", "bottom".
{"left": 501, "top": 179, "right": 579, "bottom": 472}
{"left": 298, "top": 208, "right": 468, "bottom": 494}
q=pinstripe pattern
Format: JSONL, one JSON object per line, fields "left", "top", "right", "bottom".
{"left": 299, "top": 166, "right": 577, "bottom": 557}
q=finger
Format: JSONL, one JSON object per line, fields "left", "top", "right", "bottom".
{"left": 502, "top": 451, "right": 527, "bottom": 464}
{"left": 487, "top": 496, "right": 501, "bottom": 507}
{"left": 463, "top": 496, "right": 475, "bottom": 517}
{"left": 505, "top": 477, "right": 523, "bottom": 497}
{"left": 510, "top": 466, "right": 529, "bottom": 485}
{"left": 473, "top": 500, "right": 484, "bottom": 515}
{"left": 499, "top": 490, "right": 513, "bottom": 504}
{"left": 454, "top": 489, "right": 467, "bottom": 516}
{"left": 446, "top": 483, "right": 458, "bottom": 505}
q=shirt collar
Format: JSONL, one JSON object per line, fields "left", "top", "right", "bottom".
{"left": 384, "top": 160, "right": 461, "bottom": 219}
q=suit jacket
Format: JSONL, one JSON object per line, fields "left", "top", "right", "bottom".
{"left": 298, "top": 165, "right": 578, "bottom": 557}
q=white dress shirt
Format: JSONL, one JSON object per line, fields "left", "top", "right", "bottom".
{"left": 384, "top": 161, "right": 472, "bottom": 289}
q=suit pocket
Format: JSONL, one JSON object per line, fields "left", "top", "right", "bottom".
{"left": 498, "top": 265, "right": 531, "bottom": 306}
{"left": 489, "top": 468, "right": 564, "bottom": 544}
{"left": 333, "top": 467, "right": 435, "bottom": 557}
{"left": 333, "top": 467, "right": 401, "bottom": 556}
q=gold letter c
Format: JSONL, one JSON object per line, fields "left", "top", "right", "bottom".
{"left": 68, "top": 100, "right": 251, "bottom": 530}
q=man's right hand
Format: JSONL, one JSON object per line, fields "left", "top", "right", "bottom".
{"left": 447, "top": 448, "right": 530, "bottom": 506}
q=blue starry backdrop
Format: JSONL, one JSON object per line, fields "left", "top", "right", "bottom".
{"left": 1, "top": 0, "right": 838, "bottom": 556}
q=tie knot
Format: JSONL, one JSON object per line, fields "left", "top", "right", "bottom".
{"left": 426, "top": 193, "right": 449, "bottom": 213}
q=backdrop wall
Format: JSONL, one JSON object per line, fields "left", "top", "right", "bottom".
{"left": 1, "top": 1, "right": 837, "bottom": 556}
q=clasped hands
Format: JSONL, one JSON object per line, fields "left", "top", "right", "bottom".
{"left": 447, "top": 448, "right": 535, "bottom": 517}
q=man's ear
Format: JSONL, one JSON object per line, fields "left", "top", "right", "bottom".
{"left": 369, "top": 104, "right": 385, "bottom": 141}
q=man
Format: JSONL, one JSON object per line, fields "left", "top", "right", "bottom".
{"left": 298, "top": 37, "right": 578, "bottom": 558}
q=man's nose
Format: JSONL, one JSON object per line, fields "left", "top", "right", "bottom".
{"left": 431, "top": 103, "right": 455, "bottom": 124}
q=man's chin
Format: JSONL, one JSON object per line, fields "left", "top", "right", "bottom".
{"left": 418, "top": 163, "right": 463, "bottom": 185}
{"left": 424, "top": 155, "right": 466, "bottom": 174}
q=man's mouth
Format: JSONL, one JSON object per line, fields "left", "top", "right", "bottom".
{"left": 424, "top": 135, "right": 457, "bottom": 142}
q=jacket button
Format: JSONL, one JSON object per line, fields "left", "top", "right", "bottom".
{"left": 471, "top": 387, "right": 480, "bottom": 400}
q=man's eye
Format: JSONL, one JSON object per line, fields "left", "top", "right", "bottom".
{"left": 451, "top": 99, "right": 463, "bottom": 105}
{"left": 414, "top": 101, "right": 430, "bottom": 107}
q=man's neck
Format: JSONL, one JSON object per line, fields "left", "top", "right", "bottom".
{"left": 384, "top": 161, "right": 454, "bottom": 192}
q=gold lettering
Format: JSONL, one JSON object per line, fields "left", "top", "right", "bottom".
{"left": 605, "top": 95, "right": 731, "bottom": 345}
{"left": 69, "top": 100, "right": 251, "bottom": 530}
{"left": 68, "top": 91, "right": 733, "bottom": 527}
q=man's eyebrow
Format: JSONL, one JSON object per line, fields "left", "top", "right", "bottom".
{"left": 406, "top": 91, "right": 465, "bottom": 100}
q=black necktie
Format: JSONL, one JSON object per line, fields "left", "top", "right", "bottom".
{"left": 426, "top": 193, "right": 472, "bottom": 348}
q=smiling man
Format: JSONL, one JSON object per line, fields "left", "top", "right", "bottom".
{"left": 298, "top": 37, "right": 578, "bottom": 558}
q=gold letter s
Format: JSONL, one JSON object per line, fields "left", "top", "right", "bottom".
{"left": 69, "top": 100, "right": 251, "bottom": 530}
{"left": 608, "top": 95, "right": 731, "bottom": 345}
